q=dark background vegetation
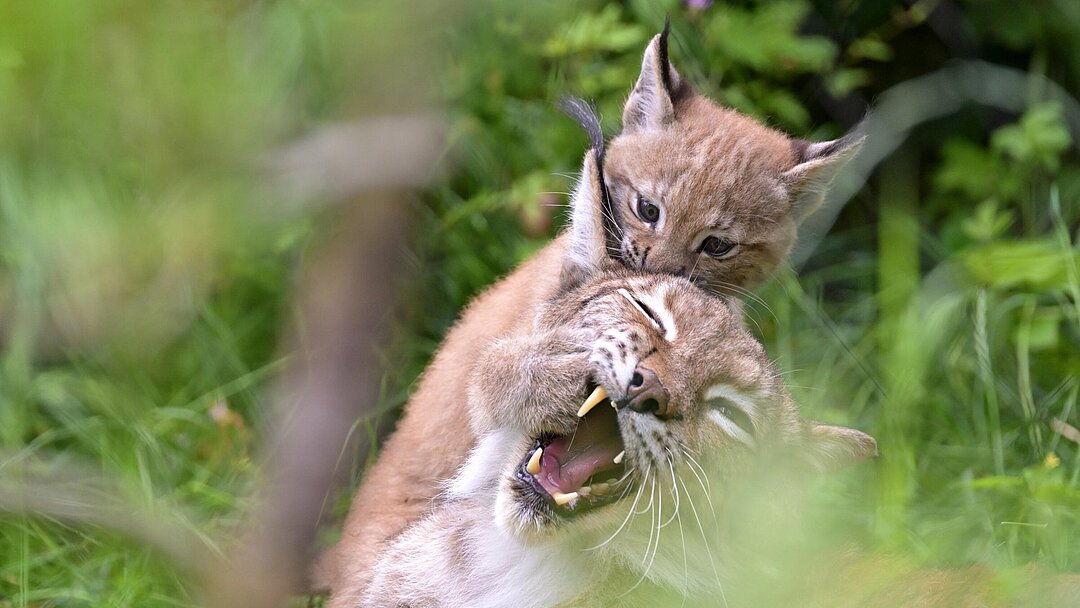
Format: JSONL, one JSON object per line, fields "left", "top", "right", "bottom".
{"left": 1, "top": 0, "right": 1078, "bottom": 605}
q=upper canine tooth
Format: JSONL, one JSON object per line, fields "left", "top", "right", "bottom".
{"left": 526, "top": 447, "right": 543, "bottom": 475}
{"left": 552, "top": 491, "right": 579, "bottom": 506}
{"left": 613, "top": 450, "right": 625, "bottom": 464}
{"left": 577, "top": 386, "right": 608, "bottom": 418}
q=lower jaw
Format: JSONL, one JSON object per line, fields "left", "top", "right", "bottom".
{"left": 512, "top": 473, "right": 634, "bottom": 526}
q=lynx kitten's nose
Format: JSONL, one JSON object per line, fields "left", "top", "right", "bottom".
{"left": 624, "top": 366, "right": 671, "bottom": 418}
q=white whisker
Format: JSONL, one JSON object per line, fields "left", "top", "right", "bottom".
{"left": 678, "top": 475, "right": 725, "bottom": 599}
{"left": 640, "top": 477, "right": 658, "bottom": 566}
{"left": 673, "top": 471, "right": 690, "bottom": 602}
{"left": 682, "top": 449, "right": 719, "bottom": 522}
{"left": 623, "top": 475, "right": 662, "bottom": 596}
{"left": 681, "top": 448, "right": 713, "bottom": 497}
{"left": 634, "top": 472, "right": 656, "bottom": 516}
{"left": 585, "top": 466, "right": 648, "bottom": 552}
{"left": 661, "top": 453, "right": 680, "bottom": 528}
{"left": 687, "top": 253, "right": 702, "bottom": 283}
{"left": 706, "top": 278, "right": 776, "bottom": 323}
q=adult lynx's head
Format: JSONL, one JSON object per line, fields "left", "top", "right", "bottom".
{"left": 564, "top": 27, "right": 862, "bottom": 295}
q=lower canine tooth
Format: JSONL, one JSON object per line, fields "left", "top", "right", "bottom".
{"left": 613, "top": 451, "right": 625, "bottom": 464}
{"left": 526, "top": 447, "right": 543, "bottom": 475}
{"left": 552, "top": 491, "right": 578, "bottom": 506}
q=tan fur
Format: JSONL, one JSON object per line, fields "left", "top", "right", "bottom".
{"left": 328, "top": 239, "right": 567, "bottom": 602}
{"left": 328, "top": 32, "right": 861, "bottom": 604}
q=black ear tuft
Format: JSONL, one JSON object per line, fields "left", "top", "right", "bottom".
{"left": 658, "top": 17, "right": 674, "bottom": 98}
{"left": 622, "top": 26, "right": 686, "bottom": 133}
{"left": 556, "top": 96, "right": 605, "bottom": 164}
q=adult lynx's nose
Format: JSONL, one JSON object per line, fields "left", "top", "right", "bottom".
{"left": 623, "top": 365, "right": 671, "bottom": 417}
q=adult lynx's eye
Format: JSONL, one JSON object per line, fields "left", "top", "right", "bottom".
{"left": 707, "top": 397, "right": 756, "bottom": 439}
{"left": 700, "top": 235, "right": 737, "bottom": 259}
{"left": 636, "top": 194, "right": 660, "bottom": 224}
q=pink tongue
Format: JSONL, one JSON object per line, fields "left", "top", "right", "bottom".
{"left": 536, "top": 411, "right": 623, "bottom": 494}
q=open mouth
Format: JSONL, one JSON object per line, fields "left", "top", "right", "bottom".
{"left": 516, "top": 385, "right": 632, "bottom": 517}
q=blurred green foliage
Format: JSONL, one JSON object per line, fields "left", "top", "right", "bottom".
{"left": 1, "top": 0, "right": 1079, "bottom": 605}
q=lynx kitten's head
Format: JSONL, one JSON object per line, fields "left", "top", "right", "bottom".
{"left": 564, "top": 28, "right": 862, "bottom": 295}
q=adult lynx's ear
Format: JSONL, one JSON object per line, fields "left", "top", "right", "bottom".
{"left": 557, "top": 97, "right": 621, "bottom": 292}
{"left": 783, "top": 130, "right": 865, "bottom": 222}
{"left": 622, "top": 23, "right": 687, "bottom": 134}
{"left": 559, "top": 148, "right": 619, "bottom": 291}
{"left": 801, "top": 421, "right": 877, "bottom": 473}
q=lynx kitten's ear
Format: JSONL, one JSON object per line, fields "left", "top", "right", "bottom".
{"left": 623, "top": 24, "right": 687, "bottom": 134}
{"left": 560, "top": 149, "right": 619, "bottom": 291}
{"left": 783, "top": 131, "right": 865, "bottom": 221}
{"left": 802, "top": 421, "right": 878, "bottom": 473}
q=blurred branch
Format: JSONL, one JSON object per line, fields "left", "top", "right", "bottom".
{"left": 205, "top": 197, "right": 410, "bottom": 607}
{"left": 268, "top": 114, "right": 445, "bottom": 207}
{"left": 796, "top": 60, "right": 1080, "bottom": 266}
{"left": 1052, "top": 417, "right": 1080, "bottom": 446}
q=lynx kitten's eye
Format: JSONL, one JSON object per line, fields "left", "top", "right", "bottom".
{"left": 635, "top": 194, "right": 660, "bottom": 224}
{"left": 700, "top": 235, "right": 737, "bottom": 259}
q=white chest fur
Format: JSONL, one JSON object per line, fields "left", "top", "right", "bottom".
{"left": 363, "top": 431, "right": 598, "bottom": 607}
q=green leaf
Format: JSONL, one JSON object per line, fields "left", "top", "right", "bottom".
{"left": 826, "top": 68, "right": 870, "bottom": 97}
{"left": 751, "top": 84, "right": 810, "bottom": 128}
{"left": 960, "top": 201, "right": 1015, "bottom": 242}
{"left": 542, "top": 5, "right": 650, "bottom": 58}
{"left": 959, "top": 239, "right": 1080, "bottom": 290}
{"left": 848, "top": 36, "right": 893, "bottom": 62}
{"left": 1024, "top": 307, "right": 1063, "bottom": 351}
{"left": 991, "top": 102, "right": 1072, "bottom": 172}
{"left": 934, "top": 140, "right": 1006, "bottom": 202}
{"left": 704, "top": 1, "right": 837, "bottom": 75}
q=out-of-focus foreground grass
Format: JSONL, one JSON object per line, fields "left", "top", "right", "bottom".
{"left": 1, "top": 0, "right": 1079, "bottom": 606}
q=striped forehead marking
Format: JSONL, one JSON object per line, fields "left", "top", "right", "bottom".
{"left": 617, "top": 286, "right": 678, "bottom": 341}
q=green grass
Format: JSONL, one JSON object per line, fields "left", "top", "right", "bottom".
{"left": 2, "top": 0, "right": 1080, "bottom": 605}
